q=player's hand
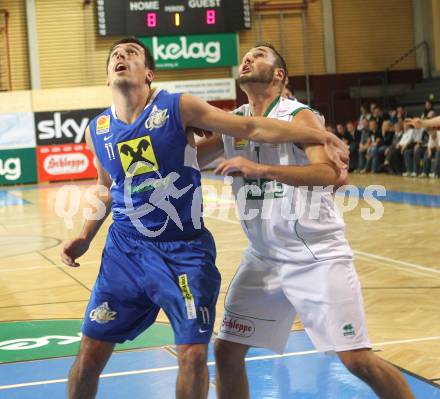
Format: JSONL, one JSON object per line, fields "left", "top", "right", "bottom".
{"left": 61, "top": 237, "right": 90, "bottom": 267}
{"left": 187, "top": 126, "right": 213, "bottom": 139}
{"left": 214, "top": 156, "right": 264, "bottom": 178}
{"left": 404, "top": 117, "right": 423, "bottom": 129}
{"left": 323, "top": 132, "right": 349, "bottom": 170}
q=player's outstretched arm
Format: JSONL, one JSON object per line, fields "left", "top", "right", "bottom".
{"left": 180, "top": 93, "right": 348, "bottom": 168}
{"left": 405, "top": 116, "right": 440, "bottom": 129}
{"left": 60, "top": 127, "right": 113, "bottom": 267}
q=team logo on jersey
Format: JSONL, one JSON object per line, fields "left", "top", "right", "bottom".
{"left": 145, "top": 106, "right": 169, "bottom": 131}
{"left": 117, "top": 135, "right": 159, "bottom": 177}
{"left": 342, "top": 323, "right": 355, "bottom": 337}
{"left": 234, "top": 138, "right": 248, "bottom": 150}
{"left": 89, "top": 302, "right": 117, "bottom": 324}
{"left": 96, "top": 115, "right": 110, "bottom": 135}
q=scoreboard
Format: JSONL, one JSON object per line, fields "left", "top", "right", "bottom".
{"left": 97, "top": 0, "right": 251, "bottom": 37}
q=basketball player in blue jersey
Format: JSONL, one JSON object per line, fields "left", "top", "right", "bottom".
{"left": 60, "top": 37, "right": 348, "bottom": 399}
{"left": 197, "top": 44, "right": 415, "bottom": 399}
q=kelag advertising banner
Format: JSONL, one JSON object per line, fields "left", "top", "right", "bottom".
{"left": 37, "top": 144, "right": 97, "bottom": 182}
{"left": 34, "top": 108, "right": 104, "bottom": 145}
{"left": 140, "top": 33, "right": 238, "bottom": 70}
{"left": 0, "top": 148, "right": 37, "bottom": 185}
{"left": 0, "top": 113, "right": 36, "bottom": 149}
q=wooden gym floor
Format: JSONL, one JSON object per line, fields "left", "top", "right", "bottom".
{"left": 0, "top": 173, "right": 439, "bottom": 387}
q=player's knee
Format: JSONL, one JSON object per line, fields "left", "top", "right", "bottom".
{"left": 73, "top": 338, "right": 113, "bottom": 376}
{"left": 178, "top": 344, "right": 207, "bottom": 372}
{"left": 214, "top": 339, "right": 247, "bottom": 371}
{"left": 339, "top": 351, "right": 375, "bottom": 382}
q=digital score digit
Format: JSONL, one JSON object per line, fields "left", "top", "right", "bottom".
{"left": 206, "top": 10, "right": 216, "bottom": 25}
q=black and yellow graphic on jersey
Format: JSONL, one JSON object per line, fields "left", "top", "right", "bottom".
{"left": 117, "top": 135, "right": 159, "bottom": 177}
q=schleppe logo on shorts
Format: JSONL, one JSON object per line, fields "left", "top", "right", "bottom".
{"left": 220, "top": 315, "right": 255, "bottom": 338}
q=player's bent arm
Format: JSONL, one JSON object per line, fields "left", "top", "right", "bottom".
{"left": 79, "top": 127, "right": 113, "bottom": 243}
{"left": 196, "top": 133, "right": 224, "bottom": 169}
{"left": 180, "top": 93, "right": 334, "bottom": 145}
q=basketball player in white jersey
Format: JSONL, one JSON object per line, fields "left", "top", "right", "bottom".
{"left": 197, "top": 44, "right": 414, "bottom": 398}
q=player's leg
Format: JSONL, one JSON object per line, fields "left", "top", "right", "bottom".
{"left": 214, "top": 339, "right": 250, "bottom": 399}
{"left": 337, "top": 349, "right": 415, "bottom": 399}
{"left": 215, "top": 249, "right": 296, "bottom": 399}
{"left": 146, "top": 228, "right": 220, "bottom": 399}
{"left": 70, "top": 225, "right": 161, "bottom": 398}
{"left": 68, "top": 336, "right": 114, "bottom": 399}
{"left": 282, "top": 257, "right": 415, "bottom": 398}
{"left": 175, "top": 343, "right": 210, "bottom": 399}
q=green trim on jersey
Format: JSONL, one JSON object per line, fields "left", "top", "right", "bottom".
{"left": 290, "top": 106, "right": 310, "bottom": 118}
{"left": 263, "top": 96, "right": 281, "bottom": 117}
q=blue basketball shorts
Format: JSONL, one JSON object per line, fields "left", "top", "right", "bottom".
{"left": 81, "top": 224, "right": 220, "bottom": 345}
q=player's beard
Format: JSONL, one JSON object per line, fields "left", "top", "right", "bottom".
{"left": 236, "top": 66, "right": 275, "bottom": 86}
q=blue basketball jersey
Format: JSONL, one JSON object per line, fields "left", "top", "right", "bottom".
{"left": 89, "top": 89, "right": 203, "bottom": 241}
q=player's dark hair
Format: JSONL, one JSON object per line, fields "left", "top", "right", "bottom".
{"left": 255, "top": 42, "right": 288, "bottom": 84}
{"left": 106, "top": 37, "right": 155, "bottom": 72}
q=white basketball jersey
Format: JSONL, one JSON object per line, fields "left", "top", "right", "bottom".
{"left": 223, "top": 96, "right": 353, "bottom": 263}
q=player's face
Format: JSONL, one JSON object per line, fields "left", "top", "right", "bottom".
{"left": 107, "top": 43, "right": 153, "bottom": 88}
{"left": 237, "top": 47, "right": 278, "bottom": 86}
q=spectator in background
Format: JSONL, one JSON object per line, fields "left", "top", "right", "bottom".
{"left": 389, "top": 122, "right": 413, "bottom": 175}
{"left": 408, "top": 124, "right": 429, "bottom": 177}
{"left": 358, "top": 104, "right": 371, "bottom": 130}
{"left": 335, "top": 123, "right": 346, "bottom": 140}
{"left": 372, "top": 120, "right": 394, "bottom": 173}
{"left": 372, "top": 105, "right": 385, "bottom": 126}
{"left": 388, "top": 109, "right": 398, "bottom": 125}
{"left": 420, "top": 129, "right": 439, "bottom": 178}
{"left": 362, "top": 119, "right": 382, "bottom": 172}
{"left": 357, "top": 118, "right": 373, "bottom": 172}
{"left": 369, "top": 103, "right": 377, "bottom": 120}
{"left": 421, "top": 100, "right": 435, "bottom": 119}
{"left": 396, "top": 105, "right": 408, "bottom": 120}
{"left": 344, "top": 121, "right": 361, "bottom": 172}
{"left": 384, "top": 120, "right": 404, "bottom": 173}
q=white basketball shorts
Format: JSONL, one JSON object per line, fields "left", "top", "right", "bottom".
{"left": 218, "top": 248, "right": 372, "bottom": 354}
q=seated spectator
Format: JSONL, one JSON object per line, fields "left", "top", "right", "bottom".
{"left": 390, "top": 122, "right": 413, "bottom": 175}
{"left": 344, "top": 121, "right": 361, "bottom": 172}
{"left": 402, "top": 122, "right": 428, "bottom": 176}
{"left": 421, "top": 100, "right": 435, "bottom": 119}
{"left": 409, "top": 126, "right": 429, "bottom": 177}
{"left": 396, "top": 105, "right": 408, "bottom": 120}
{"left": 363, "top": 119, "right": 382, "bottom": 172}
{"left": 372, "top": 120, "right": 394, "bottom": 173}
{"left": 384, "top": 120, "right": 404, "bottom": 173}
{"left": 372, "top": 105, "right": 385, "bottom": 126}
{"left": 335, "top": 123, "right": 346, "bottom": 140}
{"left": 357, "top": 104, "right": 371, "bottom": 130}
{"left": 357, "top": 119, "right": 374, "bottom": 172}
{"left": 369, "top": 103, "right": 377, "bottom": 120}
{"left": 388, "top": 109, "right": 398, "bottom": 124}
